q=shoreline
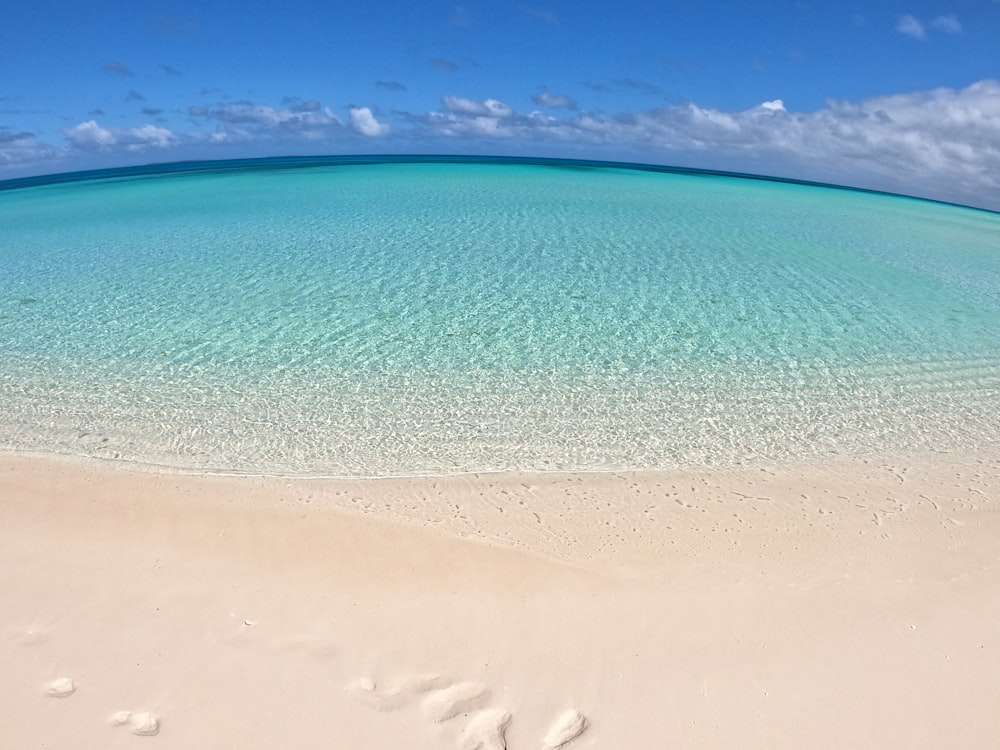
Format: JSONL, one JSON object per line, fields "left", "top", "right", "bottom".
{"left": 4, "top": 446, "right": 996, "bottom": 568}
{"left": 3, "top": 450, "right": 999, "bottom": 748}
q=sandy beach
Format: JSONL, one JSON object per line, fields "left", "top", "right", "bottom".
{"left": 2, "top": 450, "right": 999, "bottom": 749}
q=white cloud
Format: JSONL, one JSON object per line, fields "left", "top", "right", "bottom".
{"left": 690, "top": 83, "right": 1000, "bottom": 204}
{"left": 442, "top": 96, "right": 484, "bottom": 116}
{"left": 39, "top": 102, "right": 346, "bottom": 167}
{"left": 199, "top": 103, "right": 343, "bottom": 144}
{"left": 466, "top": 116, "right": 512, "bottom": 137}
{"left": 63, "top": 120, "right": 117, "bottom": 149}
{"left": 442, "top": 96, "right": 515, "bottom": 118}
{"left": 0, "top": 131, "right": 62, "bottom": 168}
{"left": 897, "top": 14, "right": 926, "bottom": 39}
{"left": 349, "top": 107, "right": 390, "bottom": 137}
{"left": 215, "top": 103, "right": 340, "bottom": 130}
{"left": 124, "top": 124, "right": 177, "bottom": 149}
{"left": 930, "top": 14, "right": 962, "bottom": 33}
{"left": 425, "top": 98, "right": 523, "bottom": 139}
{"left": 61, "top": 121, "right": 179, "bottom": 152}
{"left": 484, "top": 99, "right": 513, "bottom": 118}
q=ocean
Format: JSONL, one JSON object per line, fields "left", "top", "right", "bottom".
{"left": 2, "top": 156, "right": 998, "bottom": 475}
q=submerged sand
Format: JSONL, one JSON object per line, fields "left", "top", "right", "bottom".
{"left": 2, "top": 451, "right": 999, "bottom": 748}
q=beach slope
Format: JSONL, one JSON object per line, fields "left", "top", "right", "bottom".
{"left": 2, "top": 452, "right": 999, "bottom": 749}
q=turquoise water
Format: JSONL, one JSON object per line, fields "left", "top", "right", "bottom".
{"left": 1, "top": 157, "right": 999, "bottom": 475}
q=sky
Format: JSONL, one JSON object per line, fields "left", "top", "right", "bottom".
{"left": 2, "top": 0, "right": 999, "bottom": 209}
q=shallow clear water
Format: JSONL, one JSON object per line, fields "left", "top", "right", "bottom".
{"left": 1, "top": 157, "right": 999, "bottom": 475}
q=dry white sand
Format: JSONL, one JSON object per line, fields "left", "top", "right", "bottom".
{"left": 2, "top": 450, "right": 999, "bottom": 749}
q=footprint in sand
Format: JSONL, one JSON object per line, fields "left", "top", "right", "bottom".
{"left": 349, "top": 674, "right": 446, "bottom": 712}
{"left": 421, "top": 682, "right": 489, "bottom": 723}
{"left": 459, "top": 708, "right": 511, "bottom": 750}
{"left": 45, "top": 677, "right": 76, "bottom": 698}
{"left": 350, "top": 671, "right": 583, "bottom": 750}
{"left": 111, "top": 710, "right": 161, "bottom": 736}
{"left": 543, "top": 709, "right": 588, "bottom": 749}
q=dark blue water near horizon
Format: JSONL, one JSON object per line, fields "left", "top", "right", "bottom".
{"left": 3, "top": 154, "right": 995, "bottom": 216}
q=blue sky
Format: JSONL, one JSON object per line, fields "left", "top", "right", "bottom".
{"left": 2, "top": 0, "right": 999, "bottom": 208}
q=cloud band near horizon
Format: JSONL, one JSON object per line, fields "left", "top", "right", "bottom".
{"left": 2, "top": 79, "right": 998, "bottom": 211}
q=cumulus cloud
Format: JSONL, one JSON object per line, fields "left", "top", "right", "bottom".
{"left": 177, "top": 101, "right": 346, "bottom": 144}
{"left": 0, "top": 130, "right": 60, "bottom": 168}
{"left": 125, "top": 124, "right": 177, "bottom": 149}
{"left": 422, "top": 97, "right": 572, "bottom": 140}
{"left": 442, "top": 96, "right": 514, "bottom": 118}
{"left": 588, "top": 84, "right": 999, "bottom": 201}
{"left": 350, "top": 107, "right": 390, "bottom": 136}
{"left": 63, "top": 120, "right": 117, "bottom": 149}
{"left": 214, "top": 103, "right": 341, "bottom": 131}
{"left": 441, "top": 96, "right": 483, "bottom": 116}
{"left": 897, "top": 14, "right": 926, "bottom": 39}
{"left": 532, "top": 91, "right": 577, "bottom": 109}
{"left": 62, "top": 120, "right": 177, "bottom": 151}
{"left": 801, "top": 83, "right": 998, "bottom": 189}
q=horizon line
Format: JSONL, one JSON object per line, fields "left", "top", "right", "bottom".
{"left": 1, "top": 153, "right": 996, "bottom": 216}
